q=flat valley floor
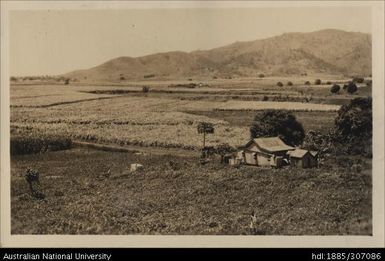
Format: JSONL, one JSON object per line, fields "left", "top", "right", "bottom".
{"left": 10, "top": 76, "right": 372, "bottom": 235}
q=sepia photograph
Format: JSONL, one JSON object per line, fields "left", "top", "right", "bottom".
{"left": 1, "top": 0, "right": 384, "bottom": 248}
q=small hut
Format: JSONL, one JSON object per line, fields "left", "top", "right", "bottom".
{"left": 287, "top": 149, "right": 318, "bottom": 168}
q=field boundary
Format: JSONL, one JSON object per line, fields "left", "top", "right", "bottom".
{"left": 72, "top": 140, "right": 198, "bottom": 157}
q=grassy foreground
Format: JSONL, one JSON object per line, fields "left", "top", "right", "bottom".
{"left": 11, "top": 148, "right": 371, "bottom": 235}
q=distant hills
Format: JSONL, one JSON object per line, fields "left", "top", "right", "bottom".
{"left": 64, "top": 29, "right": 371, "bottom": 81}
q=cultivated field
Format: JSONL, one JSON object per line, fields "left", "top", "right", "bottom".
{"left": 10, "top": 76, "right": 372, "bottom": 235}
{"left": 11, "top": 148, "right": 371, "bottom": 235}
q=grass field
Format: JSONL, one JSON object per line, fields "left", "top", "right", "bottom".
{"left": 11, "top": 148, "right": 371, "bottom": 235}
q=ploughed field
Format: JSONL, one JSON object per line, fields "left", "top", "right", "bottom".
{"left": 11, "top": 148, "right": 371, "bottom": 235}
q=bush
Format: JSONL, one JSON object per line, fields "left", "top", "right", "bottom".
{"left": 352, "top": 77, "right": 365, "bottom": 83}
{"left": 287, "top": 81, "right": 293, "bottom": 86}
{"left": 276, "top": 82, "right": 283, "bottom": 87}
{"left": 346, "top": 82, "right": 358, "bottom": 94}
{"left": 142, "top": 86, "right": 150, "bottom": 93}
{"left": 258, "top": 74, "right": 265, "bottom": 78}
{"left": 304, "top": 81, "right": 311, "bottom": 85}
{"left": 366, "top": 80, "right": 372, "bottom": 87}
{"left": 250, "top": 110, "right": 305, "bottom": 146}
{"left": 343, "top": 84, "right": 348, "bottom": 90}
{"left": 11, "top": 136, "right": 72, "bottom": 155}
{"left": 64, "top": 79, "right": 70, "bottom": 85}
{"left": 314, "top": 79, "right": 322, "bottom": 85}
{"left": 330, "top": 84, "right": 340, "bottom": 94}
{"left": 326, "top": 81, "right": 332, "bottom": 85}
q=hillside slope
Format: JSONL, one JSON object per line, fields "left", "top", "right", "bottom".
{"left": 64, "top": 29, "right": 371, "bottom": 81}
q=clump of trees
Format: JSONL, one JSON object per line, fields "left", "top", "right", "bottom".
{"left": 334, "top": 97, "right": 372, "bottom": 156}
{"left": 250, "top": 110, "right": 305, "bottom": 146}
{"left": 303, "top": 97, "right": 372, "bottom": 158}
{"left": 330, "top": 84, "right": 340, "bottom": 94}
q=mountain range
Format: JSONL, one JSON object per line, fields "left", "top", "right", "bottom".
{"left": 64, "top": 29, "right": 371, "bottom": 81}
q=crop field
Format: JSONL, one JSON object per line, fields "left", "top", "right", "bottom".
{"left": 10, "top": 77, "right": 356, "bottom": 150}
{"left": 10, "top": 77, "right": 372, "bottom": 235}
{"left": 11, "top": 148, "right": 371, "bottom": 235}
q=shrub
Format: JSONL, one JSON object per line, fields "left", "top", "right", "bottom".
{"left": 326, "top": 81, "right": 332, "bottom": 85}
{"left": 352, "top": 77, "right": 365, "bottom": 83}
{"left": 250, "top": 110, "right": 305, "bottom": 146}
{"left": 119, "top": 76, "right": 125, "bottom": 81}
{"left": 314, "top": 79, "right": 322, "bottom": 85}
{"left": 366, "top": 80, "right": 372, "bottom": 87}
{"left": 330, "top": 84, "right": 340, "bottom": 94}
{"left": 11, "top": 136, "right": 72, "bottom": 155}
{"left": 276, "top": 82, "right": 283, "bottom": 87}
{"left": 25, "top": 168, "right": 45, "bottom": 200}
{"left": 304, "top": 81, "right": 311, "bottom": 85}
{"left": 343, "top": 84, "right": 348, "bottom": 90}
{"left": 258, "top": 74, "right": 265, "bottom": 78}
{"left": 346, "top": 82, "right": 358, "bottom": 94}
{"left": 64, "top": 79, "right": 70, "bottom": 85}
{"left": 142, "top": 86, "right": 150, "bottom": 93}
{"left": 287, "top": 81, "right": 293, "bottom": 86}
{"left": 143, "top": 74, "right": 155, "bottom": 79}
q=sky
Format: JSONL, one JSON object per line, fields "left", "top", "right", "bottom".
{"left": 9, "top": 7, "right": 371, "bottom": 76}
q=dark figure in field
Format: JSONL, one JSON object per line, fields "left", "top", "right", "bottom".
{"left": 25, "top": 168, "right": 45, "bottom": 199}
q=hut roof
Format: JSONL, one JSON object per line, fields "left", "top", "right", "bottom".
{"left": 287, "top": 149, "right": 315, "bottom": 158}
{"left": 248, "top": 137, "right": 294, "bottom": 153}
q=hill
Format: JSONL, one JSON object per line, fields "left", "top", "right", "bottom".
{"left": 64, "top": 29, "right": 371, "bottom": 81}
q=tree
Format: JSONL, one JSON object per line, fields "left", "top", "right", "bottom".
{"left": 64, "top": 78, "right": 70, "bottom": 85}
{"left": 250, "top": 110, "right": 305, "bottom": 146}
{"left": 304, "top": 81, "right": 311, "bottom": 85}
{"left": 314, "top": 79, "right": 322, "bottom": 85}
{"left": 346, "top": 82, "right": 358, "bottom": 94}
{"left": 330, "top": 84, "right": 340, "bottom": 94}
{"left": 258, "top": 73, "right": 265, "bottom": 78}
{"left": 287, "top": 81, "right": 293, "bottom": 86}
{"left": 276, "top": 82, "right": 283, "bottom": 87}
{"left": 334, "top": 97, "right": 372, "bottom": 156}
{"left": 335, "top": 97, "right": 372, "bottom": 139}
{"left": 142, "top": 86, "right": 150, "bottom": 93}
{"left": 197, "top": 122, "right": 214, "bottom": 149}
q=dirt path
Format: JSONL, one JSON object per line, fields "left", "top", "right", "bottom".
{"left": 72, "top": 140, "right": 199, "bottom": 157}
